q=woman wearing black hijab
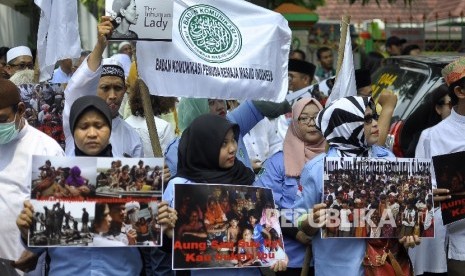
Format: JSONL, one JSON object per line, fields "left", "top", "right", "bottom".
{"left": 163, "top": 114, "right": 287, "bottom": 276}
{"left": 17, "top": 96, "right": 179, "bottom": 275}
{"left": 69, "top": 95, "right": 113, "bottom": 156}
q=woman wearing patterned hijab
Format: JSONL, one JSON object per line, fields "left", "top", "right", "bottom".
{"left": 254, "top": 98, "right": 325, "bottom": 275}
{"left": 316, "top": 96, "right": 391, "bottom": 157}
{"left": 294, "top": 96, "right": 398, "bottom": 276}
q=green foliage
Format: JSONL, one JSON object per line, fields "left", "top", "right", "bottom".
{"left": 79, "top": 0, "right": 105, "bottom": 19}
{"left": 269, "top": 0, "right": 326, "bottom": 10}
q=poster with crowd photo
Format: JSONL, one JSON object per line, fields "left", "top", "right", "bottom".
{"left": 29, "top": 155, "right": 164, "bottom": 247}
{"left": 28, "top": 200, "right": 162, "bottom": 247}
{"left": 172, "top": 183, "right": 285, "bottom": 270}
{"left": 18, "top": 83, "right": 66, "bottom": 149}
{"left": 322, "top": 157, "right": 434, "bottom": 239}
{"left": 31, "top": 155, "right": 164, "bottom": 200}
{"left": 432, "top": 151, "right": 465, "bottom": 225}
{"left": 105, "top": 0, "right": 173, "bottom": 41}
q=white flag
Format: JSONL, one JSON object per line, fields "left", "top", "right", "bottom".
{"left": 137, "top": 0, "right": 291, "bottom": 102}
{"left": 326, "top": 27, "right": 357, "bottom": 105}
{"left": 35, "top": 0, "right": 81, "bottom": 82}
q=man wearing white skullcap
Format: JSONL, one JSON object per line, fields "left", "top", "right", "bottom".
{"left": 5, "top": 46, "right": 33, "bottom": 78}
{"left": 118, "top": 41, "right": 132, "bottom": 59}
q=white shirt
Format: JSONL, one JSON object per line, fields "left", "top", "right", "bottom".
{"left": 125, "top": 115, "right": 176, "bottom": 157}
{"left": 418, "top": 108, "right": 465, "bottom": 260}
{"left": 63, "top": 57, "right": 143, "bottom": 157}
{"left": 50, "top": 66, "right": 72, "bottom": 83}
{"left": 243, "top": 117, "right": 281, "bottom": 163}
{"left": 339, "top": 208, "right": 352, "bottom": 231}
{"left": 0, "top": 123, "right": 64, "bottom": 266}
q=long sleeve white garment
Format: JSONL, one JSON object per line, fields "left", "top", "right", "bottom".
{"left": 125, "top": 115, "right": 175, "bottom": 157}
{"left": 0, "top": 123, "right": 64, "bottom": 268}
{"left": 243, "top": 117, "right": 281, "bottom": 163}
{"left": 63, "top": 57, "right": 143, "bottom": 157}
{"left": 417, "top": 108, "right": 465, "bottom": 261}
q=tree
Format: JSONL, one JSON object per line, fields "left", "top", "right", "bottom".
{"left": 267, "top": 0, "right": 412, "bottom": 10}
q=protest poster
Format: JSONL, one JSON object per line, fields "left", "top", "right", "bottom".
{"left": 172, "top": 183, "right": 285, "bottom": 270}
{"left": 29, "top": 155, "right": 163, "bottom": 247}
{"left": 105, "top": 0, "right": 173, "bottom": 41}
{"left": 17, "top": 83, "right": 66, "bottom": 149}
{"left": 323, "top": 157, "right": 433, "bottom": 238}
{"left": 137, "top": 0, "right": 291, "bottom": 102}
{"left": 432, "top": 151, "right": 465, "bottom": 225}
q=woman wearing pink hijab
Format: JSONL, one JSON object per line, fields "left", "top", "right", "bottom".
{"left": 254, "top": 98, "right": 326, "bottom": 276}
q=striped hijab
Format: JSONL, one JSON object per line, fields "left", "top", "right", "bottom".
{"left": 316, "top": 96, "right": 373, "bottom": 157}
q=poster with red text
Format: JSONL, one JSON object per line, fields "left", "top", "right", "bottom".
{"left": 28, "top": 155, "right": 163, "bottom": 247}
{"left": 172, "top": 183, "right": 285, "bottom": 270}
{"left": 432, "top": 151, "right": 465, "bottom": 225}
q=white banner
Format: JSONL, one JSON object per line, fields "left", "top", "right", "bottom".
{"left": 137, "top": 0, "right": 291, "bottom": 102}
{"left": 35, "top": 0, "right": 81, "bottom": 82}
{"left": 326, "top": 27, "right": 356, "bottom": 105}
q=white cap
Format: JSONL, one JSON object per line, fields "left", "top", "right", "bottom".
{"left": 125, "top": 201, "right": 140, "bottom": 212}
{"left": 110, "top": 53, "right": 131, "bottom": 78}
{"left": 6, "top": 46, "right": 32, "bottom": 63}
{"left": 118, "top": 41, "right": 131, "bottom": 51}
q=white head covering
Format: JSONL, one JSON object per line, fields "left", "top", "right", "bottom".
{"left": 118, "top": 41, "right": 131, "bottom": 51}
{"left": 110, "top": 53, "right": 131, "bottom": 78}
{"left": 6, "top": 46, "right": 32, "bottom": 63}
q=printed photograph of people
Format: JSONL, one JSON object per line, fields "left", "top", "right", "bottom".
{"left": 95, "top": 157, "right": 164, "bottom": 196}
{"left": 17, "top": 83, "right": 66, "bottom": 149}
{"left": 29, "top": 200, "right": 161, "bottom": 247}
{"left": 31, "top": 155, "right": 96, "bottom": 200}
{"left": 172, "top": 183, "right": 285, "bottom": 270}
{"left": 432, "top": 150, "right": 465, "bottom": 225}
{"left": 322, "top": 157, "right": 433, "bottom": 239}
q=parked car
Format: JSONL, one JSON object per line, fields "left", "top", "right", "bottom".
{"left": 370, "top": 55, "right": 463, "bottom": 157}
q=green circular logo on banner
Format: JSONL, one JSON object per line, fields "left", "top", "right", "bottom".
{"left": 179, "top": 4, "right": 242, "bottom": 63}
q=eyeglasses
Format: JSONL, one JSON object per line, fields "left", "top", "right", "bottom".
{"left": 298, "top": 115, "right": 317, "bottom": 125}
{"left": 9, "top": 62, "right": 34, "bottom": 70}
{"left": 364, "top": 113, "right": 379, "bottom": 124}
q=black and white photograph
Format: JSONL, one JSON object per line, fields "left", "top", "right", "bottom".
{"left": 105, "top": 0, "right": 173, "bottom": 41}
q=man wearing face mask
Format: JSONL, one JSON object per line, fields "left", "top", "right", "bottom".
{"left": 0, "top": 79, "right": 64, "bottom": 275}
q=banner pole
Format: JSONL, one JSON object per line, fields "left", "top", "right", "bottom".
{"left": 335, "top": 15, "right": 351, "bottom": 79}
{"left": 134, "top": 48, "right": 163, "bottom": 157}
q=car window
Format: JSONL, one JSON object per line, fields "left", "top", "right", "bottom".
{"left": 371, "top": 64, "right": 428, "bottom": 120}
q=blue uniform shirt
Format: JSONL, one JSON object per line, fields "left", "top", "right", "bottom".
{"left": 254, "top": 151, "right": 309, "bottom": 268}
{"left": 295, "top": 145, "right": 394, "bottom": 276}
{"left": 164, "top": 177, "right": 261, "bottom": 276}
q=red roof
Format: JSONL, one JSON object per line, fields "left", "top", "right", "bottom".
{"left": 316, "top": 0, "right": 465, "bottom": 24}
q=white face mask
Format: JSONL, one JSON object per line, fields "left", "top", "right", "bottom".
{"left": 0, "top": 114, "right": 19, "bottom": 145}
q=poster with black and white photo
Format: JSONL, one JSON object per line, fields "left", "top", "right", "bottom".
{"left": 172, "top": 183, "right": 285, "bottom": 270}
{"left": 432, "top": 151, "right": 465, "bottom": 225}
{"left": 105, "top": 0, "right": 173, "bottom": 41}
{"left": 29, "top": 155, "right": 165, "bottom": 247}
{"left": 323, "top": 157, "right": 434, "bottom": 238}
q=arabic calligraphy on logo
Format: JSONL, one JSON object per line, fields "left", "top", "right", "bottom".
{"left": 179, "top": 4, "right": 242, "bottom": 63}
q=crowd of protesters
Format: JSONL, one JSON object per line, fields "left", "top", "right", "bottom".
{"left": 2, "top": 10, "right": 465, "bottom": 276}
